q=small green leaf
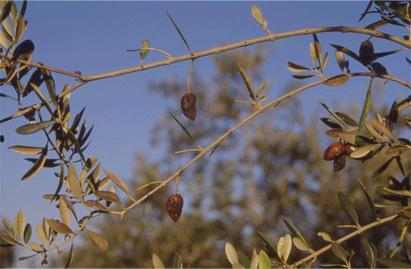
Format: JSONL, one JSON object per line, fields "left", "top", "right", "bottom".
{"left": 23, "top": 223, "right": 31, "bottom": 243}
{"left": 292, "top": 237, "right": 311, "bottom": 252}
{"left": 331, "top": 243, "right": 349, "bottom": 263}
{"left": 359, "top": 79, "right": 373, "bottom": 127}
{"left": 251, "top": 5, "right": 268, "bottom": 30}
{"left": 338, "top": 191, "right": 360, "bottom": 226}
{"left": 140, "top": 39, "right": 150, "bottom": 62}
{"left": 335, "top": 112, "right": 358, "bottom": 127}
{"left": 283, "top": 218, "right": 310, "bottom": 249}
{"left": 317, "top": 232, "right": 333, "bottom": 242}
{"left": 16, "top": 121, "right": 54, "bottom": 135}
{"left": 258, "top": 250, "right": 271, "bottom": 269}
{"left": 359, "top": 180, "right": 377, "bottom": 220}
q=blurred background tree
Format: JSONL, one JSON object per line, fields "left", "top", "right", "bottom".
{"left": 50, "top": 48, "right": 408, "bottom": 268}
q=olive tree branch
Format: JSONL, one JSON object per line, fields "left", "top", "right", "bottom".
{"left": 0, "top": 26, "right": 408, "bottom": 87}
{"left": 115, "top": 73, "right": 411, "bottom": 218}
{"left": 291, "top": 214, "right": 399, "bottom": 268}
{"left": 80, "top": 26, "right": 410, "bottom": 83}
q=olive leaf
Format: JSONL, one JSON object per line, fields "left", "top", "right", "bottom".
{"left": 16, "top": 120, "right": 54, "bottom": 135}
{"left": 338, "top": 191, "right": 360, "bottom": 226}
{"left": 152, "top": 253, "right": 165, "bottom": 269}
{"left": 21, "top": 145, "right": 47, "bottom": 180}
{"left": 251, "top": 5, "right": 268, "bottom": 30}
{"left": 86, "top": 229, "right": 108, "bottom": 250}
{"left": 225, "top": 242, "right": 240, "bottom": 265}
{"left": 47, "top": 219, "right": 73, "bottom": 235}
{"left": 67, "top": 162, "right": 83, "bottom": 203}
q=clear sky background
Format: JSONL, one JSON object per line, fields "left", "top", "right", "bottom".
{"left": 0, "top": 1, "right": 409, "bottom": 265}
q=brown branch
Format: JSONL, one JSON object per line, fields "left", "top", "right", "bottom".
{"left": 0, "top": 52, "right": 83, "bottom": 80}
{"left": 82, "top": 26, "right": 410, "bottom": 83}
{"left": 115, "top": 72, "right": 410, "bottom": 218}
{"left": 291, "top": 214, "right": 398, "bottom": 268}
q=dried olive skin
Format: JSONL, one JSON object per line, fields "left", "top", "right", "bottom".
{"left": 166, "top": 194, "right": 184, "bottom": 222}
{"left": 359, "top": 40, "right": 375, "bottom": 66}
{"left": 181, "top": 92, "right": 197, "bottom": 121}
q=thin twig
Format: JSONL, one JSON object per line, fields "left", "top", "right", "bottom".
{"left": 0, "top": 52, "right": 84, "bottom": 79}
{"left": 291, "top": 214, "right": 398, "bottom": 267}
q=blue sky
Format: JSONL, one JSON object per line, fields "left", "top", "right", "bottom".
{"left": 0, "top": 1, "right": 409, "bottom": 264}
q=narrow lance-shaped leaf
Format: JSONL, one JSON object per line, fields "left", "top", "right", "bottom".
{"left": 65, "top": 243, "right": 74, "bottom": 269}
{"left": 47, "top": 219, "right": 73, "bottom": 235}
{"left": 16, "top": 120, "right": 54, "bottom": 135}
{"left": 225, "top": 242, "right": 240, "bottom": 265}
{"left": 166, "top": 12, "right": 192, "bottom": 53}
{"left": 331, "top": 44, "right": 361, "bottom": 63}
{"left": 358, "top": 0, "right": 373, "bottom": 21}
{"left": 103, "top": 168, "right": 132, "bottom": 198}
{"left": 67, "top": 163, "right": 83, "bottom": 202}
{"left": 361, "top": 238, "right": 377, "bottom": 268}
{"left": 331, "top": 243, "right": 349, "bottom": 263}
{"left": 313, "top": 34, "right": 322, "bottom": 69}
{"left": 0, "top": 1, "right": 12, "bottom": 22}
{"left": 283, "top": 218, "right": 310, "bottom": 249}
{"left": 9, "top": 145, "right": 43, "bottom": 155}
{"left": 13, "top": 209, "right": 25, "bottom": 239}
{"left": 59, "top": 196, "right": 71, "bottom": 227}
{"left": 23, "top": 223, "right": 31, "bottom": 243}
{"left": 359, "top": 180, "right": 378, "bottom": 220}
{"left": 169, "top": 112, "right": 200, "bottom": 148}
{"left": 36, "top": 224, "right": 48, "bottom": 244}
{"left": 86, "top": 229, "right": 108, "bottom": 250}
{"left": 21, "top": 145, "right": 47, "bottom": 180}
{"left": 42, "top": 70, "right": 57, "bottom": 106}
{"left": 237, "top": 62, "right": 256, "bottom": 101}
{"left": 338, "top": 191, "right": 360, "bottom": 226}
{"left": 251, "top": 5, "right": 268, "bottom": 30}
{"left": 287, "top": 61, "right": 310, "bottom": 73}
{"left": 140, "top": 39, "right": 150, "bottom": 62}
{"left": 324, "top": 74, "right": 349, "bottom": 87}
